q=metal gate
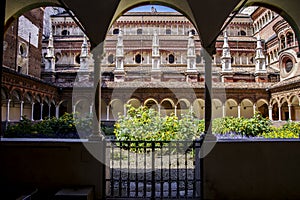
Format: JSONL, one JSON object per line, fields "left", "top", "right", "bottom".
{"left": 105, "top": 140, "right": 203, "bottom": 199}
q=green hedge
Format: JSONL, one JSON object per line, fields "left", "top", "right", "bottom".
{"left": 5, "top": 113, "right": 92, "bottom": 138}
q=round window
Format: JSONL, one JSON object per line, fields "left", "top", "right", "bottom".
{"left": 285, "top": 59, "right": 293, "bottom": 73}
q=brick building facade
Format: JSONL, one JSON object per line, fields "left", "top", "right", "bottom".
{"left": 2, "top": 6, "right": 300, "bottom": 125}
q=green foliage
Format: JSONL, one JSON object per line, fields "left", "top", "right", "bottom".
{"left": 114, "top": 104, "right": 202, "bottom": 143}
{"left": 212, "top": 112, "right": 271, "bottom": 137}
{"left": 5, "top": 113, "right": 92, "bottom": 138}
{"left": 260, "top": 121, "right": 300, "bottom": 139}
{"left": 261, "top": 128, "right": 298, "bottom": 139}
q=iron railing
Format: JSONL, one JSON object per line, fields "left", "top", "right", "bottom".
{"left": 105, "top": 140, "right": 203, "bottom": 199}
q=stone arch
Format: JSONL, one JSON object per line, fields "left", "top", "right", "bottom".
{"left": 74, "top": 98, "right": 91, "bottom": 117}
{"left": 144, "top": 98, "right": 159, "bottom": 111}
{"left": 289, "top": 95, "right": 300, "bottom": 121}
{"left": 160, "top": 98, "right": 175, "bottom": 116}
{"left": 240, "top": 99, "right": 254, "bottom": 118}
{"left": 212, "top": 99, "right": 223, "bottom": 119}
{"left": 127, "top": 98, "right": 141, "bottom": 108}
{"left": 256, "top": 99, "right": 269, "bottom": 118}
{"left": 225, "top": 99, "right": 238, "bottom": 118}
{"left": 57, "top": 100, "right": 69, "bottom": 117}
{"left": 108, "top": 99, "right": 124, "bottom": 121}
{"left": 193, "top": 99, "right": 205, "bottom": 119}
{"left": 176, "top": 98, "right": 191, "bottom": 116}
{"left": 1, "top": 87, "right": 9, "bottom": 122}
{"left": 10, "top": 89, "right": 22, "bottom": 121}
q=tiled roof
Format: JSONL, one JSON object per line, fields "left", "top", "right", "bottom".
{"left": 103, "top": 81, "right": 273, "bottom": 89}
{"left": 270, "top": 75, "right": 300, "bottom": 89}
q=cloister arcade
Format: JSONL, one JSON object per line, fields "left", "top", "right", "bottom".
{"left": 99, "top": 95, "right": 270, "bottom": 121}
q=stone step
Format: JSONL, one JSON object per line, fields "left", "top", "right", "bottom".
{"left": 54, "top": 187, "right": 93, "bottom": 200}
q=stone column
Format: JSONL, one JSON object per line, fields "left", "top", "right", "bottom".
{"left": 31, "top": 103, "right": 35, "bottom": 121}
{"left": 288, "top": 105, "right": 292, "bottom": 121}
{"left": 253, "top": 104, "right": 256, "bottom": 116}
{"left": 174, "top": 105, "right": 177, "bottom": 117}
{"left": 89, "top": 104, "right": 93, "bottom": 117}
{"left": 268, "top": 106, "right": 273, "bottom": 121}
{"left": 107, "top": 105, "right": 110, "bottom": 121}
{"left": 222, "top": 104, "right": 226, "bottom": 118}
{"left": 73, "top": 105, "right": 76, "bottom": 114}
{"left": 40, "top": 103, "right": 44, "bottom": 121}
{"left": 55, "top": 106, "right": 59, "bottom": 118}
{"left": 6, "top": 99, "right": 11, "bottom": 122}
{"left": 278, "top": 106, "right": 282, "bottom": 121}
{"left": 20, "top": 101, "right": 24, "bottom": 120}
{"left": 124, "top": 105, "right": 127, "bottom": 116}
{"left": 158, "top": 105, "right": 161, "bottom": 116}
{"left": 238, "top": 104, "right": 241, "bottom": 118}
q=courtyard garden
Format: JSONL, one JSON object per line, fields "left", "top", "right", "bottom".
{"left": 4, "top": 104, "right": 300, "bottom": 139}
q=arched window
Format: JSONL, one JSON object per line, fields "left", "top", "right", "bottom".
{"left": 19, "top": 43, "right": 27, "bottom": 57}
{"left": 137, "top": 29, "right": 143, "bottom": 34}
{"left": 189, "top": 29, "right": 196, "bottom": 35}
{"left": 135, "top": 54, "right": 142, "bottom": 64}
{"left": 61, "top": 30, "right": 70, "bottom": 36}
{"left": 108, "top": 54, "right": 114, "bottom": 64}
{"left": 239, "top": 30, "right": 246, "bottom": 36}
{"left": 113, "top": 29, "right": 120, "bottom": 35}
{"left": 75, "top": 54, "right": 81, "bottom": 64}
{"left": 280, "top": 35, "right": 286, "bottom": 49}
{"left": 168, "top": 54, "right": 175, "bottom": 64}
{"left": 55, "top": 53, "right": 61, "bottom": 62}
{"left": 286, "top": 32, "right": 294, "bottom": 46}
{"left": 166, "top": 29, "right": 171, "bottom": 35}
{"left": 196, "top": 55, "right": 202, "bottom": 64}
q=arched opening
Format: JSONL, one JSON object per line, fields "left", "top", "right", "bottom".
{"left": 109, "top": 99, "right": 124, "bottom": 121}
{"left": 240, "top": 99, "right": 254, "bottom": 118}
{"left": 58, "top": 100, "right": 69, "bottom": 117}
{"left": 135, "top": 54, "right": 142, "bottom": 64}
{"left": 113, "top": 28, "right": 120, "bottom": 35}
{"left": 212, "top": 99, "right": 223, "bottom": 119}
{"left": 257, "top": 99, "right": 269, "bottom": 118}
{"left": 75, "top": 99, "right": 91, "bottom": 117}
{"left": 144, "top": 99, "right": 158, "bottom": 111}
{"left": 160, "top": 99, "right": 174, "bottom": 116}
{"left": 127, "top": 98, "right": 141, "bottom": 108}
{"left": 272, "top": 102, "right": 279, "bottom": 121}
{"left": 1, "top": 87, "right": 9, "bottom": 123}
{"left": 168, "top": 54, "right": 175, "bottom": 64}
{"left": 193, "top": 99, "right": 205, "bottom": 119}
{"left": 176, "top": 99, "right": 190, "bottom": 117}
{"left": 281, "top": 101, "right": 289, "bottom": 121}
{"left": 225, "top": 99, "right": 238, "bottom": 118}
{"left": 10, "top": 90, "right": 22, "bottom": 121}
{"left": 290, "top": 96, "right": 300, "bottom": 121}
{"left": 42, "top": 97, "right": 50, "bottom": 119}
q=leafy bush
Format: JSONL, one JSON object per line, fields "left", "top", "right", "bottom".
{"left": 211, "top": 112, "right": 271, "bottom": 137}
{"left": 261, "top": 128, "right": 298, "bottom": 139}
{"left": 114, "top": 104, "right": 202, "bottom": 142}
{"left": 5, "top": 113, "right": 92, "bottom": 138}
